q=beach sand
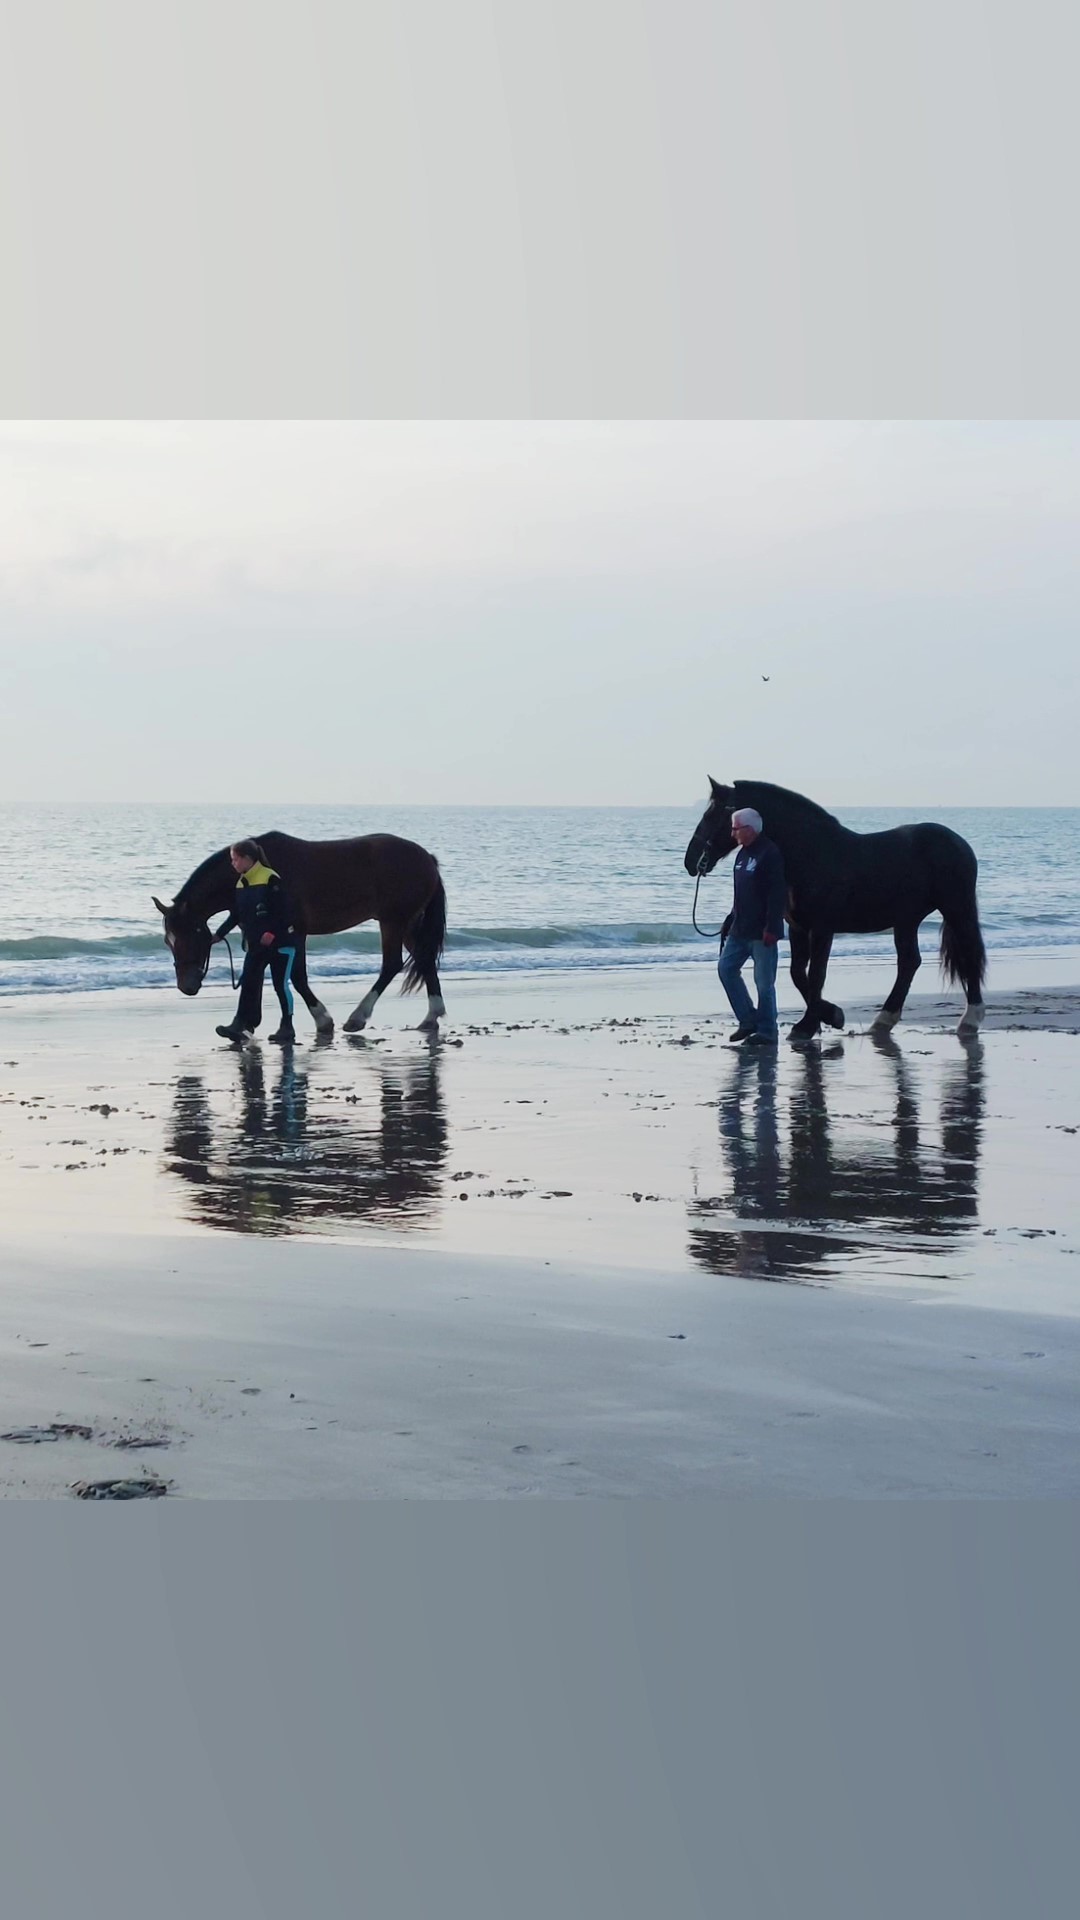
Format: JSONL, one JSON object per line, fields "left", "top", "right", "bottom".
{"left": 1, "top": 965, "right": 1078, "bottom": 1496}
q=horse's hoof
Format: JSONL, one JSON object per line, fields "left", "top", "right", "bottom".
{"left": 871, "top": 1009, "right": 900, "bottom": 1031}
{"left": 342, "top": 1016, "right": 367, "bottom": 1033}
{"left": 826, "top": 1004, "right": 846, "bottom": 1030}
{"left": 957, "top": 1004, "right": 986, "bottom": 1035}
{"left": 416, "top": 1018, "right": 441, "bottom": 1033}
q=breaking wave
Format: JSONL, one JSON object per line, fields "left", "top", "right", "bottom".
{"left": 0, "top": 912, "right": 1078, "bottom": 996}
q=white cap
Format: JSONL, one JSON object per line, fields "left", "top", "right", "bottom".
{"left": 731, "top": 807, "right": 763, "bottom": 833}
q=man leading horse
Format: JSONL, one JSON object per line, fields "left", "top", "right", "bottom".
{"left": 716, "top": 807, "right": 788, "bottom": 1046}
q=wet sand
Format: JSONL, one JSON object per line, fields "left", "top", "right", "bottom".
{"left": 1, "top": 967, "right": 1078, "bottom": 1496}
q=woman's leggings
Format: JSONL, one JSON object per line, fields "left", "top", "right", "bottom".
{"left": 235, "top": 940, "right": 298, "bottom": 1031}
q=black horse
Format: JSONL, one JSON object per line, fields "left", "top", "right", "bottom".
{"left": 684, "top": 779, "right": 987, "bottom": 1040}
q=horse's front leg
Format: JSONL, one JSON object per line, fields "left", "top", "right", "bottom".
{"left": 790, "top": 931, "right": 843, "bottom": 1041}
{"left": 788, "top": 925, "right": 811, "bottom": 1029}
{"left": 811, "top": 931, "right": 844, "bottom": 1032}
{"left": 788, "top": 925, "right": 821, "bottom": 1040}
{"left": 344, "top": 927, "right": 403, "bottom": 1031}
{"left": 289, "top": 941, "right": 334, "bottom": 1036}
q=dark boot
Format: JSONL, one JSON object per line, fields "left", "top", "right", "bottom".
{"left": 268, "top": 1023, "right": 296, "bottom": 1045}
{"left": 216, "top": 1021, "right": 253, "bottom": 1044}
{"left": 728, "top": 1025, "right": 757, "bottom": 1044}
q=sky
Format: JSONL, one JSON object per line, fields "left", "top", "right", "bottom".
{"left": 0, "top": 420, "right": 1076, "bottom": 806}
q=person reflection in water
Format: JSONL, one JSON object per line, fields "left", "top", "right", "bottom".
{"left": 688, "top": 1033, "right": 985, "bottom": 1284}
{"left": 165, "top": 1042, "right": 447, "bottom": 1235}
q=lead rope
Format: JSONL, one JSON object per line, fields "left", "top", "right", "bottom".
{"left": 202, "top": 932, "right": 238, "bottom": 989}
{"left": 691, "top": 866, "right": 727, "bottom": 940}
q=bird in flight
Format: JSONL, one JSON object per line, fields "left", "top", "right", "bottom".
{"left": 761, "top": 675, "right": 770, "bottom": 682}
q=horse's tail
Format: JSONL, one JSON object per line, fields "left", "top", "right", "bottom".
{"left": 402, "top": 868, "right": 447, "bottom": 993}
{"left": 939, "top": 891, "right": 987, "bottom": 992}
{"left": 926, "top": 827, "right": 987, "bottom": 994}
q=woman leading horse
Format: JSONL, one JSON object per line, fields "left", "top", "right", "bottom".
{"left": 154, "top": 829, "right": 447, "bottom": 1036}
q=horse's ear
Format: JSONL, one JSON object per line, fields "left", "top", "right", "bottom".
{"left": 152, "top": 896, "right": 170, "bottom": 916}
{"left": 708, "top": 776, "right": 723, "bottom": 798}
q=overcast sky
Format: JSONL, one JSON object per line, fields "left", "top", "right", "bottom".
{"left": 0, "top": 420, "right": 1076, "bottom": 806}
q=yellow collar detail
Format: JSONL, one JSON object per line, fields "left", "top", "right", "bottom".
{"left": 238, "top": 862, "right": 278, "bottom": 889}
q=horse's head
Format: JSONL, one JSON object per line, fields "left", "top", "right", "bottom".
{"left": 684, "top": 778, "right": 738, "bottom": 876}
{"left": 153, "top": 895, "right": 212, "bottom": 997}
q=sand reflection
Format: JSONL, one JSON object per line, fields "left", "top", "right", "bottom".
{"left": 689, "top": 1034, "right": 985, "bottom": 1283}
{"left": 165, "top": 1041, "right": 447, "bottom": 1235}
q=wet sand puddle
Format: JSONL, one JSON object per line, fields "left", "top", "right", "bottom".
{"left": 0, "top": 1002, "right": 1078, "bottom": 1308}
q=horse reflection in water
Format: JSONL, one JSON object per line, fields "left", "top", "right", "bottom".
{"left": 688, "top": 1033, "right": 985, "bottom": 1284}
{"left": 166, "top": 1042, "right": 447, "bottom": 1235}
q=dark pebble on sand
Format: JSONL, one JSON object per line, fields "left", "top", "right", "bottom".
{"left": 2, "top": 1423, "right": 94, "bottom": 1444}
{"left": 71, "top": 1477, "right": 170, "bottom": 1500}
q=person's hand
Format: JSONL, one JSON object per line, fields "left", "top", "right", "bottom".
{"left": 762, "top": 932, "right": 778, "bottom": 947}
{"left": 260, "top": 932, "right": 276, "bottom": 948}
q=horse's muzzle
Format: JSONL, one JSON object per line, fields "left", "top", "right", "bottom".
{"left": 177, "top": 972, "right": 203, "bottom": 997}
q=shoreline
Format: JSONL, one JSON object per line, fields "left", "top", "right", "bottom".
{"left": 3, "top": 964, "right": 1080, "bottom": 1025}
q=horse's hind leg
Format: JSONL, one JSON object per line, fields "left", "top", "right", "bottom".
{"left": 872, "top": 924, "right": 922, "bottom": 1031}
{"left": 289, "top": 942, "right": 334, "bottom": 1036}
{"left": 417, "top": 959, "right": 446, "bottom": 1031}
{"left": 954, "top": 929, "right": 987, "bottom": 1036}
{"left": 343, "top": 926, "right": 403, "bottom": 1032}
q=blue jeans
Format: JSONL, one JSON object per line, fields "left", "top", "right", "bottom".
{"left": 718, "top": 936, "right": 779, "bottom": 1038}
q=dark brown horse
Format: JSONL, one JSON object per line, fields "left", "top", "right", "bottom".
{"left": 154, "top": 831, "right": 447, "bottom": 1034}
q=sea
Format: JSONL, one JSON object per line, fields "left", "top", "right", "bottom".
{"left": 0, "top": 803, "right": 1078, "bottom": 999}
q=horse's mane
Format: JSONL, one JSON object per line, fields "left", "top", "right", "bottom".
{"left": 731, "top": 780, "right": 843, "bottom": 830}
{"left": 175, "top": 846, "right": 230, "bottom": 907}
